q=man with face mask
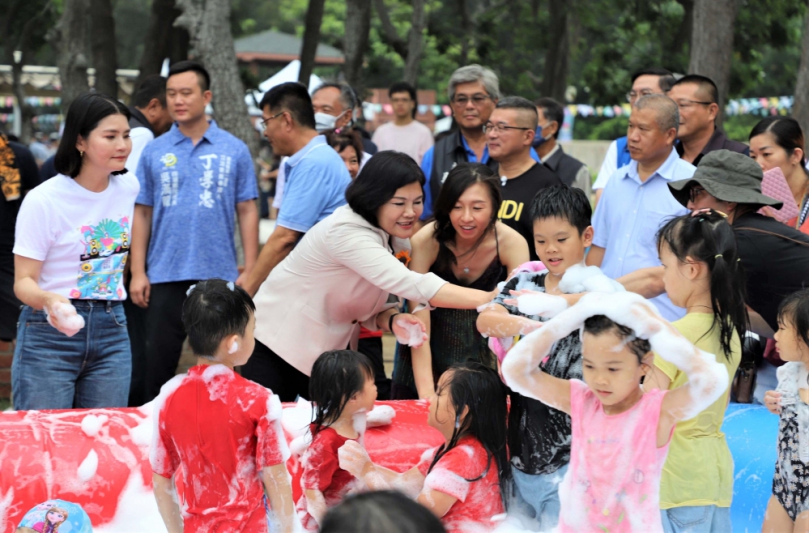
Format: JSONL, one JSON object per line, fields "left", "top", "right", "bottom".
{"left": 534, "top": 97, "right": 590, "bottom": 197}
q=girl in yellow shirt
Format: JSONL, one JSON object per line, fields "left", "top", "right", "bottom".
{"left": 645, "top": 209, "right": 747, "bottom": 533}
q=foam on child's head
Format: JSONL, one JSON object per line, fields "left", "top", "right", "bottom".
{"left": 181, "top": 278, "right": 255, "bottom": 358}
{"left": 582, "top": 314, "right": 651, "bottom": 363}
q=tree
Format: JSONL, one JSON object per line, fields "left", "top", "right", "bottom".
{"left": 344, "top": 0, "right": 373, "bottom": 93}
{"left": 90, "top": 0, "right": 119, "bottom": 98}
{"left": 174, "top": 0, "right": 258, "bottom": 157}
{"left": 135, "top": 0, "right": 189, "bottom": 91}
{"left": 299, "top": 0, "right": 326, "bottom": 84}
{"left": 374, "top": 0, "right": 427, "bottom": 85}
{"left": 794, "top": 0, "right": 809, "bottom": 153}
{"left": 1, "top": 0, "right": 53, "bottom": 143}
{"left": 53, "top": 0, "right": 91, "bottom": 113}
{"left": 688, "top": 0, "right": 740, "bottom": 125}
{"left": 541, "top": 0, "right": 571, "bottom": 102}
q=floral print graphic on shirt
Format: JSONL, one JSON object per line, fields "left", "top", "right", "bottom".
{"left": 70, "top": 216, "right": 131, "bottom": 300}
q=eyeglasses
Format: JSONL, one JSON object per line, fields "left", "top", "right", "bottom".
{"left": 626, "top": 89, "right": 655, "bottom": 102}
{"left": 452, "top": 94, "right": 493, "bottom": 106}
{"left": 675, "top": 99, "right": 713, "bottom": 109}
{"left": 261, "top": 111, "right": 285, "bottom": 128}
{"left": 483, "top": 122, "right": 532, "bottom": 134}
{"left": 689, "top": 185, "right": 708, "bottom": 204}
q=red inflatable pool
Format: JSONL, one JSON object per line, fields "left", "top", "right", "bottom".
{"left": 0, "top": 401, "right": 443, "bottom": 532}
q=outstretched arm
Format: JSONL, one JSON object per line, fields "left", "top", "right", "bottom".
{"left": 338, "top": 440, "right": 425, "bottom": 498}
{"left": 499, "top": 292, "right": 586, "bottom": 415}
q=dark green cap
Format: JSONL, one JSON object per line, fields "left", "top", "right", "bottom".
{"left": 668, "top": 149, "right": 782, "bottom": 209}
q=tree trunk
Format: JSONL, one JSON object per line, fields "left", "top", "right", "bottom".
{"left": 541, "top": 0, "right": 570, "bottom": 102}
{"left": 343, "top": 0, "right": 372, "bottom": 95}
{"left": 373, "top": 0, "right": 408, "bottom": 58}
{"left": 793, "top": 0, "right": 809, "bottom": 155}
{"left": 299, "top": 0, "right": 326, "bottom": 84}
{"left": 458, "top": 0, "right": 470, "bottom": 66}
{"left": 11, "top": 59, "right": 35, "bottom": 144}
{"left": 174, "top": 0, "right": 258, "bottom": 158}
{"left": 89, "top": 0, "right": 119, "bottom": 98}
{"left": 53, "top": 0, "right": 91, "bottom": 113}
{"left": 688, "top": 0, "right": 739, "bottom": 127}
{"left": 403, "top": 0, "right": 426, "bottom": 86}
{"left": 135, "top": 0, "right": 186, "bottom": 90}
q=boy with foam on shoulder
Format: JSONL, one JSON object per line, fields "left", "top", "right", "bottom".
{"left": 151, "top": 279, "right": 298, "bottom": 533}
{"left": 477, "top": 184, "right": 611, "bottom": 531}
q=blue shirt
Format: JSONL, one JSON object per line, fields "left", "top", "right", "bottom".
{"left": 135, "top": 121, "right": 258, "bottom": 283}
{"left": 420, "top": 136, "right": 540, "bottom": 219}
{"left": 277, "top": 135, "right": 350, "bottom": 233}
{"left": 591, "top": 148, "right": 694, "bottom": 321}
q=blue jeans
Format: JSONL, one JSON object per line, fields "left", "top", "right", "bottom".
{"left": 12, "top": 301, "right": 131, "bottom": 410}
{"left": 661, "top": 505, "right": 731, "bottom": 533}
{"left": 511, "top": 464, "right": 568, "bottom": 531}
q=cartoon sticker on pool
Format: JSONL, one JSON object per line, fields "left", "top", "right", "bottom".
{"left": 70, "top": 216, "right": 131, "bottom": 300}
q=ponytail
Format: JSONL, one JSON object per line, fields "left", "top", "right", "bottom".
{"left": 657, "top": 211, "right": 748, "bottom": 359}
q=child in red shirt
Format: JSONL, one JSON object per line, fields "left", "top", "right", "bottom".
{"left": 338, "top": 362, "right": 510, "bottom": 533}
{"left": 151, "top": 279, "right": 297, "bottom": 533}
{"left": 296, "top": 350, "right": 378, "bottom": 531}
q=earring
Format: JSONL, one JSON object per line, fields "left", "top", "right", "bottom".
{"left": 79, "top": 150, "right": 84, "bottom": 158}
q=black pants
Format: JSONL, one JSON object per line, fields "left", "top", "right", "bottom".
{"left": 240, "top": 340, "right": 310, "bottom": 402}
{"left": 357, "top": 336, "right": 391, "bottom": 400}
{"left": 143, "top": 280, "right": 198, "bottom": 402}
{"left": 124, "top": 292, "right": 148, "bottom": 407}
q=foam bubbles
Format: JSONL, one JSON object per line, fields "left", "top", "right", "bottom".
{"left": 80, "top": 414, "right": 108, "bottom": 438}
{"left": 558, "top": 263, "right": 625, "bottom": 294}
{"left": 393, "top": 316, "right": 427, "bottom": 346}
{"left": 45, "top": 301, "right": 85, "bottom": 337}
{"left": 366, "top": 405, "right": 395, "bottom": 426}
{"left": 77, "top": 449, "right": 99, "bottom": 482}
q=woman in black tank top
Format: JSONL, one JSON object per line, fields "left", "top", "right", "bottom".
{"left": 392, "top": 163, "right": 530, "bottom": 399}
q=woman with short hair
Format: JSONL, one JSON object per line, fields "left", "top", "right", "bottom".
{"left": 243, "top": 152, "right": 498, "bottom": 401}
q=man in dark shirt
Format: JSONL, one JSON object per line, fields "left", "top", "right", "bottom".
{"left": 0, "top": 133, "right": 42, "bottom": 340}
{"left": 670, "top": 75, "right": 749, "bottom": 166}
{"left": 487, "top": 97, "right": 563, "bottom": 260}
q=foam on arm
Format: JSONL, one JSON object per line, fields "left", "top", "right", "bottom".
{"left": 263, "top": 464, "right": 301, "bottom": 533}
{"left": 152, "top": 473, "right": 183, "bottom": 533}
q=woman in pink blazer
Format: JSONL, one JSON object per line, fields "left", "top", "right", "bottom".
{"left": 245, "top": 152, "right": 497, "bottom": 400}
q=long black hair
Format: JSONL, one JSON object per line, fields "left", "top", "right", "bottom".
{"left": 320, "top": 491, "right": 446, "bottom": 533}
{"left": 427, "top": 362, "right": 511, "bottom": 507}
{"left": 432, "top": 163, "right": 501, "bottom": 271}
{"left": 656, "top": 210, "right": 748, "bottom": 358}
{"left": 777, "top": 288, "right": 809, "bottom": 348}
{"left": 309, "top": 350, "right": 375, "bottom": 438}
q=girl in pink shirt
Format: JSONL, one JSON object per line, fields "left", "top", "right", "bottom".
{"left": 338, "top": 362, "right": 509, "bottom": 533}
{"left": 501, "top": 291, "right": 729, "bottom": 533}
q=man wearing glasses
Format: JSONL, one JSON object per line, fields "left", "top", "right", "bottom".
{"left": 242, "top": 82, "right": 351, "bottom": 298}
{"left": 487, "top": 97, "right": 563, "bottom": 260}
{"left": 419, "top": 64, "right": 539, "bottom": 220}
{"left": 669, "top": 75, "right": 749, "bottom": 165}
{"left": 593, "top": 68, "right": 676, "bottom": 206}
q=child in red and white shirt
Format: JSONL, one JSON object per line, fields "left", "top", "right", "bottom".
{"left": 151, "top": 279, "right": 297, "bottom": 533}
{"left": 296, "top": 350, "right": 378, "bottom": 531}
{"left": 338, "top": 362, "right": 510, "bottom": 533}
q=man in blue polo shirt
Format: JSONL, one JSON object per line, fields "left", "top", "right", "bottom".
{"left": 130, "top": 60, "right": 260, "bottom": 401}
{"left": 587, "top": 94, "right": 693, "bottom": 321}
{"left": 240, "top": 82, "right": 351, "bottom": 387}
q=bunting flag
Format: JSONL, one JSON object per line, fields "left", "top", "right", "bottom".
{"left": 568, "top": 96, "right": 795, "bottom": 118}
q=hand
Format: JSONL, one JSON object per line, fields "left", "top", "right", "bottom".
{"left": 506, "top": 290, "right": 568, "bottom": 318}
{"left": 43, "top": 293, "right": 72, "bottom": 328}
{"left": 235, "top": 267, "right": 252, "bottom": 290}
{"left": 502, "top": 288, "right": 541, "bottom": 307}
{"left": 338, "top": 440, "right": 372, "bottom": 478}
{"left": 392, "top": 313, "right": 428, "bottom": 348}
{"left": 130, "top": 271, "right": 151, "bottom": 308}
{"left": 764, "top": 390, "right": 782, "bottom": 415}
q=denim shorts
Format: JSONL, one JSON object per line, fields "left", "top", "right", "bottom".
{"left": 12, "top": 301, "right": 131, "bottom": 410}
{"left": 660, "top": 505, "right": 731, "bottom": 533}
{"left": 511, "top": 464, "right": 568, "bottom": 531}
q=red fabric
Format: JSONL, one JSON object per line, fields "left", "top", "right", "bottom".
{"left": 296, "top": 426, "right": 360, "bottom": 531}
{"left": 359, "top": 326, "right": 383, "bottom": 339}
{"left": 417, "top": 436, "right": 504, "bottom": 533}
{"left": 153, "top": 365, "right": 285, "bottom": 533}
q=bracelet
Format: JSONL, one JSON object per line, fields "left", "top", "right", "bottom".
{"left": 388, "top": 312, "right": 401, "bottom": 332}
